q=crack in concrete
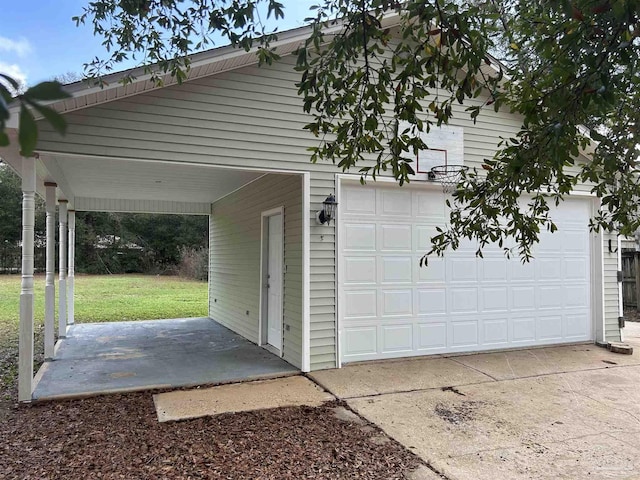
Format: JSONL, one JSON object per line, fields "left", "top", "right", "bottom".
{"left": 320, "top": 362, "right": 640, "bottom": 402}
{"left": 572, "top": 390, "right": 640, "bottom": 427}
{"left": 336, "top": 379, "right": 497, "bottom": 401}
{"left": 602, "top": 432, "right": 640, "bottom": 453}
{"left": 440, "top": 432, "right": 607, "bottom": 460}
{"left": 447, "top": 357, "right": 499, "bottom": 381}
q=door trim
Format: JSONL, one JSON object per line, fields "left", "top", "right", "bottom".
{"left": 259, "top": 206, "right": 285, "bottom": 356}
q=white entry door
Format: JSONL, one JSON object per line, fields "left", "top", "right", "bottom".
{"left": 266, "top": 213, "right": 283, "bottom": 350}
{"left": 339, "top": 182, "right": 593, "bottom": 363}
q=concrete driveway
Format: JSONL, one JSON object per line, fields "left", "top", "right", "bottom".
{"left": 310, "top": 325, "right": 640, "bottom": 480}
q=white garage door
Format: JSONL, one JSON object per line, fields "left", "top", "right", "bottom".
{"left": 339, "top": 182, "right": 593, "bottom": 363}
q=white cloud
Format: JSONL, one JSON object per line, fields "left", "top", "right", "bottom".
{"left": 0, "top": 36, "right": 32, "bottom": 57}
{"left": 0, "top": 62, "right": 28, "bottom": 93}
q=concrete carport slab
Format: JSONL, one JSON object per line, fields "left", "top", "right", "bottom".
{"left": 32, "top": 318, "right": 298, "bottom": 400}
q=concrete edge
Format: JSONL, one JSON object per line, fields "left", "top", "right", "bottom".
{"left": 31, "top": 370, "right": 300, "bottom": 403}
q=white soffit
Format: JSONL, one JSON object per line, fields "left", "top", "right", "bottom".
{"left": 50, "top": 155, "right": 264, "bottom": 204}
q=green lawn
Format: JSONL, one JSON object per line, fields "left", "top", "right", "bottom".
{"left": 0, "top": 274, "right": 208, "bottom": 328}
{"left": 0, "top": 274, "right": 208, "bottom": 402}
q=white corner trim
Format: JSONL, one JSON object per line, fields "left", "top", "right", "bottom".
{"left": 618, "top": 234, "right": 624, "bottom": 342}
{"left": 335, "top": 173, "right": 343, "bottom": 369}
{"left": 302, "top": 173, "right": 311, "bottom": 372}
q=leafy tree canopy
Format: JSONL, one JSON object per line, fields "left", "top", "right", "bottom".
{"left": 3, "top": 0, "right": 640, "bottom": 261}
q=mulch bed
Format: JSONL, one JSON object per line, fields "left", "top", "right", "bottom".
{"left": 0, "top": 393, "right": 421, "bottom": 479}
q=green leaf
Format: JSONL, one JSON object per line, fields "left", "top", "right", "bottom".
{"left": 24, "top": 81, "right": 71, "bottom": 102}
{"left": 29, "top": 102, "right": 67, "bottom": 136}
{"left": 18, "top": 104, "right": 38, "bottom": 157}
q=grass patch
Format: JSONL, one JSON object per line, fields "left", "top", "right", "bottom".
{"left": 0, "top": 274, "right": 208, "bottom": 405}
{"left": 0, "top": 274, "right": 208, "bottom": 326}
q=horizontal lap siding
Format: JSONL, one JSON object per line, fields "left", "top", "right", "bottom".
{"left": 36, "top": 53, "right": 619, "bottom": 369}
{"left": 603, "top": 232, "right": 621, "bottom": 342}
{"left": 209, "top": 174, "right": 303, "bottom": 369}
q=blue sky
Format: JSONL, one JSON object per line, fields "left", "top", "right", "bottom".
{"left": 0, "top": 1, "right": 316, "bottom": 87}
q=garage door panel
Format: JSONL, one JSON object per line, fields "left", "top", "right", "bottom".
{"left": 481, "top": 287, "right": 508, "bottom": 312}
{"left": 344, "top": 223, "right": 376, "bottom": 251}
{"left": 380, "top": 324, "right": 413, "bottom": 353}
{"left": 565, "top": 258, "right": 588, "bottom": 279}
{"left": 416, "top": 288, "right": 447, "bottom": 315}
{"left": 340, "top": 184, "right": 593, "bottom": 363}
{"left": 450, "top": 320, "right": 479, "bottom": 347}
{"left": 343, "top": 326, "right": 377, "bottom": 357}
{"left": 449, "top": 258, "right": 478, "bottom": 282}
{"left": 449, "top": 287, "right": 478, "bottom": 313}
{"left": 415, "top": 225, "right": 440, "bottom": 250}
{"left": 380, "top": 289, "right": 413, "bottom": 317}
{"left": 482, "top": 318, "right": 509, "bottom": 345}
{"left": 344, "top": 257, "right": 376, "bottom": 284}
{"left": 537, "top": 230, "right": 564, "bottom": 253}
{"left": 380, "top": 256, "right": 413, "bottom": 283}
{"left": 564, "top": 230, "right": 590, "bottom": 253}
{"left": 416, "top": 323, "right": 448, "bottom": 350}
{"left": 512, "top": 286, "right": 536, "bottom": 311}
{"left": 537, "top": 257, "right": 563, "bottom": 280}
{"left": 510, "top": 260, "right": 536, "bottom": 282}
{"left": 416, "top": 256, "right": 446, "bottom": 283}
{"left": 343, "top": 186, "right": 376, "bottom": 215}
{"left": 379, "top": 224, "right": 412, "bottom": 251}
{"left": 538, "top": 286, "right": 563, "bottom": 309}
{"left": 512, "top": 317, "right": 536, "bottom": 342}
{"left": 344, "top": 290, "right": 377, "bottom": 318}
{"left": 415, "top": 190, "right": 447, "bottom": 219}
{"left": 565, "top": 285, "right": 589, "bottom": 308}
{"left": 455, "top": 237, "right": 480, "bottom": 253}
{"left": 481, "top": 258, "right": 508, "bottom": 282}
{"left": 566, "top": 313, "right": 590, "bottom": 337}
{"left": 538, "top": 315, "right": 563, "bottom": 340}
{"left": 379, "top": 189, "right": 412, "bottom": 217}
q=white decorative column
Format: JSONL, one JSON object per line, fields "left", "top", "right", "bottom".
{"left": 18, "top": 157, "right": 36, "bottom": 402}
{"left": 58, "top": 200, "right": 68, "bottom": 338}
{"left": 67, "top": 210, "right": 76, "bottom": 326}
{"left": 44, "top": 182, "right": 57, "bottom": 360}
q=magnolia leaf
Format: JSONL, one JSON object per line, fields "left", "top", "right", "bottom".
{"left": 24, "top": 81, "right": 71, "bottom": 102}
{"left": 18, "top": 104, "right": 38, "bottom": 157}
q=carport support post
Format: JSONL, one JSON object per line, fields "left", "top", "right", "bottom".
{"left": 58, "top": 200, "right": 68, "bottom": 338}
{"left": 67, "top": 210, "right": 75, "bottom": 326}
{"left": 44, "top": 182, "right": 57, "bottom": 360}
{"left": 18, "top": 157, "right": 36, "bottom": 402}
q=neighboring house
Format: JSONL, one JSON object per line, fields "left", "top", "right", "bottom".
{"left": 1, "top": 20, "right": 624, "bottom": 401}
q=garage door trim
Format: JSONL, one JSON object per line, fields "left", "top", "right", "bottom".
{"left": 335, "top": 174, "right": 603, "bottom": 366}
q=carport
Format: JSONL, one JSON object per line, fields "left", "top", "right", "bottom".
{"left": 32, "top": 317, "right": 298, "bottom": 400}
{"left": 1, "top": 149, "right": 309, "bottom": 402}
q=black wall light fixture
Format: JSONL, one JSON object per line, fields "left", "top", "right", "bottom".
{"left": 316, "top": 194, "right": 338, "bottom": 225}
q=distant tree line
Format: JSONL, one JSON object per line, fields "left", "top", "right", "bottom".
{"left": 0, "top": 161, "right": 208, "bottom": 278}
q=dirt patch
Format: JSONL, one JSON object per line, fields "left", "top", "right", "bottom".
{"left": 0, "top": 393, "right": 421, "bottom": 479}
{"left": 624, "top": 308, "right": 640, "bottom": 323}
{"left": 434, "top": 401, "right": 485, "bottom": 425}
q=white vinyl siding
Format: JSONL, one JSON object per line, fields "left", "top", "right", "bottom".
{"left": 35, "top": 53, "right": 621, "bottom": 368}
{"left": 209, "top": 174, "right": 303, "bottom": 368}
{"left": 603, "top": 232, "right": 622, "bottom": 342}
